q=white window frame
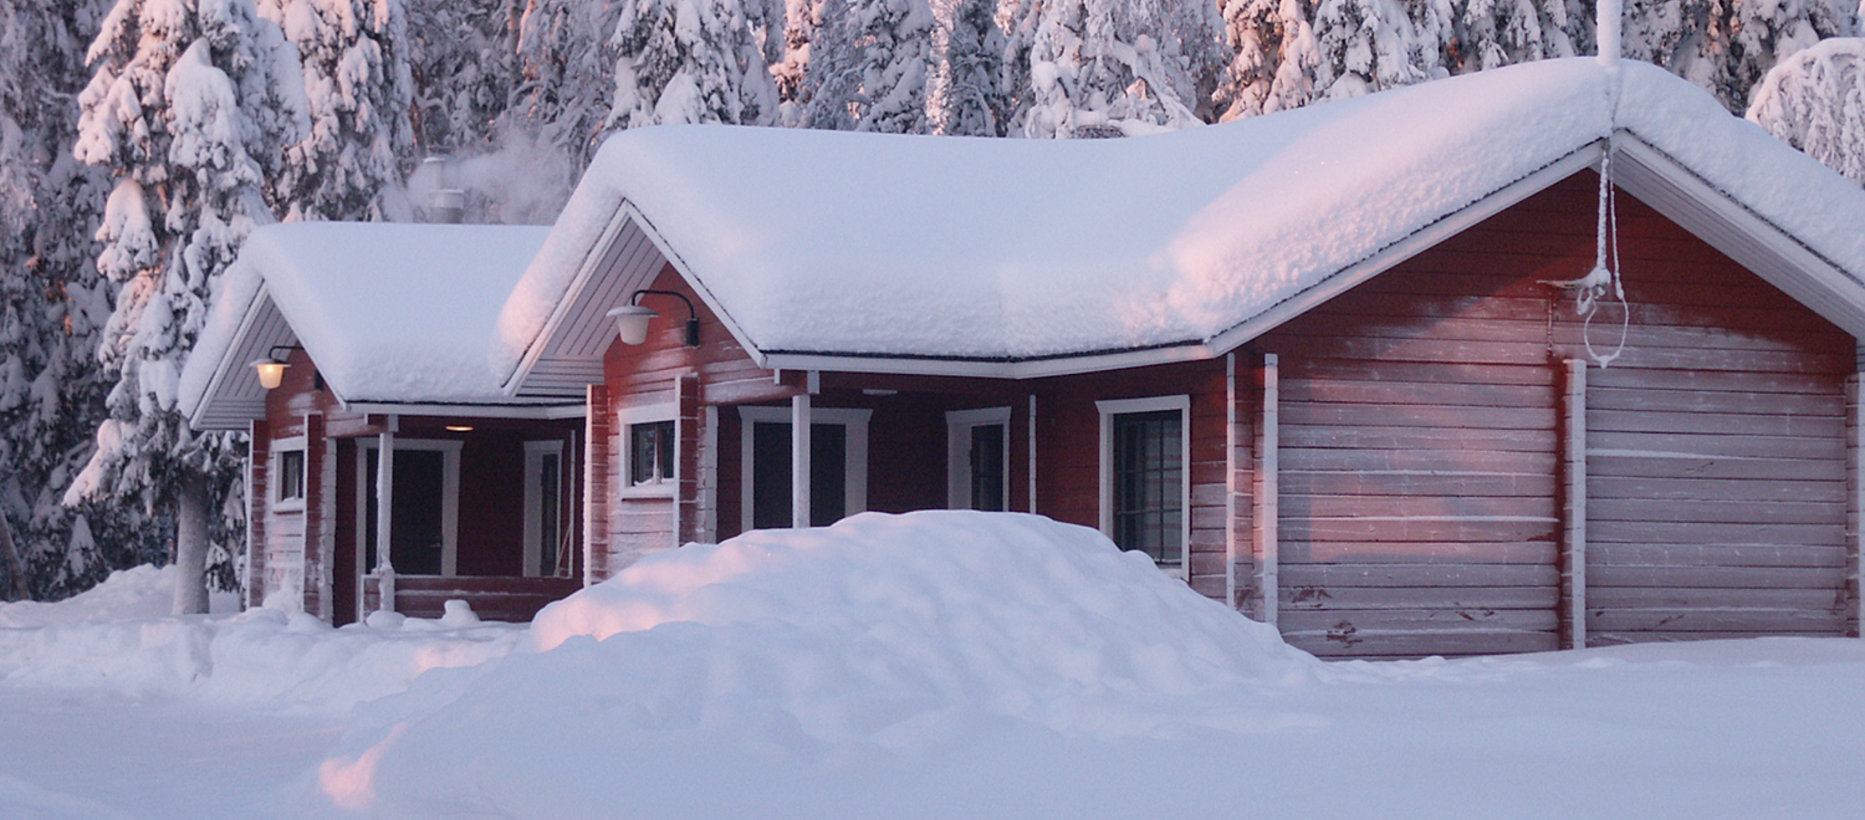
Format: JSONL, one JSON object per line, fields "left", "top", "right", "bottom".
{"left": 738, "top": 405, "right": 871, "bottom": 530}
{"left": 1096, "top": 395, "right": 1192, "bottom": 579}
{"left": 522, "top": 440, "right": 567, "bottom": 578}
{"left": 946, "top": 407, "right": 1012, "bottom": 511}
{"left": 272, "top": 435, "right": 308, "bottom": 513}
{"left": 617, "top": 402, "right": 679, "bottom": 499}
{"left": 355, "top": 437, "right": 463, "bottom": 577}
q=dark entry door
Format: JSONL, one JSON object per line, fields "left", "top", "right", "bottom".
{"left": 364, "top": 448, "right": 447, "bottom": 575}
{"left": 751, "top": 421, "right": 847, "bottom": 529}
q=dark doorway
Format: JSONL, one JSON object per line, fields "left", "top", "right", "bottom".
{"left": 364, "top": 448, "right": 447, "bottom": 575}
{"left": 750, "top": 421, "right": 847, "bottom": 529}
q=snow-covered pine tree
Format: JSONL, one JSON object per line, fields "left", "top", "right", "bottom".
{"left": 404, "top": 0, "right": 520, "bottom": 160}
{"left": 935, "top": 0, "right": 1012, "bottom": 135}
{"left": 1216, "top": 0, "right": 1318, "bottom": 117}
{"left": 1748, "top": 37, "right": 1865, "bottom": 185}
{"left": 510, "top": 0, "right": 627, "bottom": 173}
{"left": 258, "top": 0, "right": 417, "bottom": 221}
{"left": 1005, "top": 0, "right": 1228, "bottom": 138}
{"left": 1622, "top": 0, "right": 1857, "bottom": 112}
{"left": 72, "top": 0, "right": 307, "bottom": 613}
{"left": 609, "top": 0, "right": 780, "bottom": 128}
{"left": 0, "top": 0, "right": 166, "bottom": 600}
{"left": 774, "top": 0, "right": 826, "bottom": 124}
{"left": 802, "top": 0, "right": 936, "bottom": 132}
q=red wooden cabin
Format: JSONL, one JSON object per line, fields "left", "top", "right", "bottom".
{"left": 183, "top": 59, "right": 1865, "bottom": 657}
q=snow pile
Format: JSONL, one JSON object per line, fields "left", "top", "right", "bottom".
{"left": 0, "top": 564, "right": 237, "bottom": 628}
{"left": 0, "top": 568, "right": 521, "bottom": 713}
{"left": 321, "top": 512, "right": 1316, "bottom": 814}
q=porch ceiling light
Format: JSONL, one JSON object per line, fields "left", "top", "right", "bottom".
{"left": 250, "top": 345, "right": 303, "bottom": 390}
{"left": 609, "top": 289, "right": 700, "bottom": 347}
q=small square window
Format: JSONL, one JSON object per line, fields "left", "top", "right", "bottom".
{"left": 277, "top": 449, "right": 306, "bottom": 502}
{"left": 629, "top": 420, "right": 675, "bottom": 486}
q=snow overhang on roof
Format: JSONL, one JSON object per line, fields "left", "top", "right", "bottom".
{"left": 180, "top": 222, "right": 560, "bottom": 430}
{"left": 500, "top": 57, "right": 1865, "bottom": 384}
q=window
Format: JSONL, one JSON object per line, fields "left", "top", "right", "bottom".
{"left": 946, "top": 407, "right": 1011, "bottom": 512}
{"left": 617, "top": 403, "right": 678, "bottom": 498}
{"left": 1097, "top": 396, "right": 1190, "bottom": 573}
{"left": 629, "top": 420, "right": 675, "bottom": 486}
{"left": 277, "top": 449, "right": 306, "bottom": 502}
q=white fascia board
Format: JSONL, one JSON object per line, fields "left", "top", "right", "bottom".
{"left": 760, "top": 342, "right": 1215, "bottom": 381}
{"left": 1610, "top": 133, "right": 1865, "bottom": 338}
{"left": 1204, "top": 141, "right": 1607, "bottom": 358}
{"left": 501, "top": 206, "right": 636, "bottom": 396}
{"left": 342, "top": 401, "right": 587, "bottom": 420}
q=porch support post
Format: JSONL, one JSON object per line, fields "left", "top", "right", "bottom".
{"left": 1252, "top": 353, "right": 1279, "bottom": 627}
{"left": 1849, "top": 361, "right": 1862, "bottom": 638}
{"left": 1225, "top": 353, "right": 1238, "bottom": 611}
{"left": 374, "top": 415, "right": 397, "bottom": 614}
{"left": 1562, "top": 359, "right": 1588, "bottom": 649}
{"left": 791, "top": 392, "right": 812, "bottom": 528}
{"left": 246, "top": 419, "right": 268, "bottom": 610}
{"left": 1028, "top": 394, "right": 1038, "bottom": 514}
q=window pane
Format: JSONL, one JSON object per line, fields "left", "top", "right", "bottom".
{"left": 278, "top": 449, "right": 305, "bottom": 501}
{"left": 630, "top": 421, "right": 674, "bottom": 485}
{"left": 1111, "top": 410, "right": 1182, "bottom": 566}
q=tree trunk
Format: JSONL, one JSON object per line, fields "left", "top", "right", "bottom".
{"left": 173, "top": 473, "right": 211, "bottom": 615}
{"left": 0, "top": 513, "right": 26, "bottom": 602}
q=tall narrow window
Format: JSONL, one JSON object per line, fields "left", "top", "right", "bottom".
{"left": 277, "top": 449, "right": 306, "bottom": 503}
{"left": 1098, "top": 396, "right": 1189, "bottom": 573}
{"left": 629, "top": 420, "right": 675, "bottom": 486}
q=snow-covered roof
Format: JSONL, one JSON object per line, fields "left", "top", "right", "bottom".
{"left": 182, "top": 222, "right": 556, "bottom": 429}
{"left": 187, "top": 57, "right": 1865, "bottom": 428}
{"left": 501, "top": 57, "right": 1865, "bottom": 384}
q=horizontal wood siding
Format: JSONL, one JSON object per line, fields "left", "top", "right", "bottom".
{"left": 1031, "top": 361, "right": 1231, "bottom": 601}
{"left": 1254, "top": 171, "right": 1856, "bottom": 658}
{"left": 1568, "top": 177, "right": 1853, "bottom": 645}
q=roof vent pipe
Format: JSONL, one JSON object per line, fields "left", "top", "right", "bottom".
{"left": 422, "top": 155, "right": 466, "bottom": 224}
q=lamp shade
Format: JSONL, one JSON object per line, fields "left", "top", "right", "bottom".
{"left": 607, "top": 304, "right": 659, "bottom": 345}
{"left": 251, "top": 359, "right": 288, "bottom": 390}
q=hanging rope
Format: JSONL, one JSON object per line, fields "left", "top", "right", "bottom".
{"left": 1578, "top": 147, "right": 1630, "bottom": 368}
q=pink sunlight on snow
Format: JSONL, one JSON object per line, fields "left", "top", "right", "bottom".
{"left": 0, "top": 515, "right": 1860, "bottom": 818}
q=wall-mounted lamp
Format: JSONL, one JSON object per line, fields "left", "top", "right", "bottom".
{"left": 249, "top": 345, "right": 304, "bottom": 390}
{"left": 607, "top": 289, "right": 700, "bottom": 347}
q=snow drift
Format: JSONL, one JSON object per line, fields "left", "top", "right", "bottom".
{"left": 320, "top": 512, "right": 1317, "bottom": 815}
{"left": 0, "top": 565, "right": 520, "bottom": 713}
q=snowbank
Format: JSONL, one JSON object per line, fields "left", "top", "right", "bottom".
{"left": 0, "top": 565, "right": 521, "bottom": 713}
{"left": 319, "top": 512, "right": 1316, "bottom": 815}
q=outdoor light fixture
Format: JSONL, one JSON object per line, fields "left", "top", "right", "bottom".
{"left": 249, "top": 345, "right": 304, "bottom": 390}
{"left": 608, "top": 289, "right": 700, "bottom": 347}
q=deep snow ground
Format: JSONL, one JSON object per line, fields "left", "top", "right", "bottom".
{"left": 1, "top": 514, "right": 1861, "bottom": 819}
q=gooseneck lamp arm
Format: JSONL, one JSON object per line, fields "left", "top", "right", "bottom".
{"left": 613, "top": 289, "right": 701, "bottom": 347}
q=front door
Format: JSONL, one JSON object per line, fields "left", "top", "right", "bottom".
{"left": 947, "top": 407, "right": 1011, "bottom": 511}
{"left": 359, "top": 440, "right": 461, "bottom": 578}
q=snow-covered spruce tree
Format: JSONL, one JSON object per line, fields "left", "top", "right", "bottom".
{"left": 1301, "top": 0, "right": 1456, "bottom": 103}
{"left": 774, "top": 0, "right": 826, "bottom": 124}
{"left": 1449, "top": 0, "right": 1588, "bottom": 71}
{"left": 404, "top": 0, "right": 520, "bottom": 160}
{"left": 1216, "top": 0, "right": 1319, "bottom": 117}
{"left": 1621, "top": 0, "right": 1857, "bottom": 112}
{"left": 1005, "top": 0, "right": 1229, "bottom": 138}
{"left": 72, "top": 0, "right": 307, "bottom": 613}
{"left": 802, "top": 0, "right": 935, "bottom": 132}
{"left": 509, "top": 0, "right": 626, "bottom": 174}
{"left": 1748, "top": 37, "right": 1865, "bottom": 184}
{"left": 935, "top": 0, "right": 1012, "bottom": 135}
{"left": 0, "top": 0, "right": 166, "bottom": 600}
{"left": 257, "top": 0, "right": 417, "bottom": 222}
{"left": 609, "top": 0, "right": 780, "bottom": 128}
